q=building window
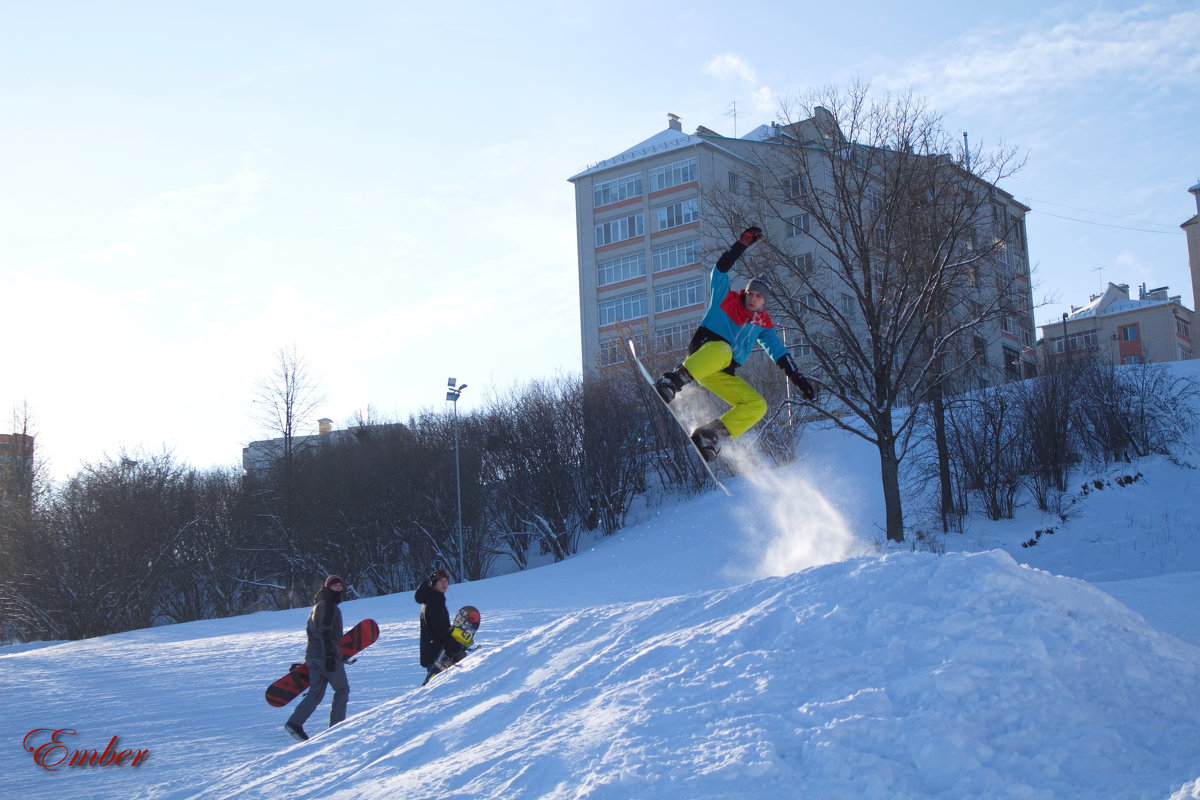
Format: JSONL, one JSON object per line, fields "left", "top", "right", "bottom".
{"left": 593, "top": 173, "right": 643, "bottom": 208}
{"left": 649, "top": 158, "right": 697, "bottom": 192}
{"left": 994, "top": 237, "right": 1011, "bottom": 267}
{"left": 840, "top": 294, "right": 854, "bottom": 317}
{"left": 654, "top": 278, "right": 704, "bottom": 314}
{"left": 1001, "top": 315, "right": 1017, "bottom": 335}
{"left": 728, "top": 172, "right": 740, "bottom": 194}
{"left": 595, "top": 214, "right": 644, "bottom": 247}
{"left": 656, "top": 198, "right": 700, "bottom": 231}
{"left": 1120, "top": 324, "right": 1139, "bottom": 342}
{"left": 598, "top": 292, "right": 647, "bottom": 326}
{"left": 599, "top": 334, "right": 646, "bottom": 366}
{"left": 784, "top": 175, "right": 808, "bottom": 199}
{"left": 1003, "top": 346, "right": 1021, "bottom": 381}
{"left": 598, "top": 339, "right": 624, "bottom": 366}
{"left": 597, "top": 252, "right": 646, "bottom": 287}
{"left": 974, "top": 336, "right": 988, "bottom": 366}
{"left": 1175, "top": 316, "right": 1191, "bottom": 339}
{"left": 656, "top": 322, "right": 691, "bottom": 352}
{"left": 991, "top": 202, "right": 1005, "bottom": 232}
{"left": 793, "top": 252, "right": 814, "bottom": 269}
{"left": 652, "top": 238, "right": 701, "bottom": 273}
{"left": 786, "top": 214, "right": 810, "bottom": 237}
{"left": 1122, "top": 354, "right": 1143, "bottom": 365}
{"left": 1056, "top": 331, "right": 1097, "bottom": 354}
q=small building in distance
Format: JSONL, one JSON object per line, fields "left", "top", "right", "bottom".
{"left": 1040, "top": 282, "right": 1194, "bottom": 366}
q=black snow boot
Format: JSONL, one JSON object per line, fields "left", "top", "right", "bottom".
{"left": 690, "top": 420, "right": 728, "bottom": 462}
{"left": 655, "top": 366, "right": 693, "bottom": 403}
{"left": 285, "top": 721, "right": 309, "bottom": 741}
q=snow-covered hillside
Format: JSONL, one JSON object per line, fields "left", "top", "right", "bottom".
{"left": 3, "top": 367, "right": 1200, "bottom": 799}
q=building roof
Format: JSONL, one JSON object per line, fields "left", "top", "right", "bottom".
{"left": 1062, "top": 282, "right": 1188, "bottom": 323}
{"left": 567, "top": 124, "right": 751, "bottom": 182}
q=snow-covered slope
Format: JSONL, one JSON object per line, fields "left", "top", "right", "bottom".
{"left": 4, "top": 392, "right": 1200, "bottom": 799}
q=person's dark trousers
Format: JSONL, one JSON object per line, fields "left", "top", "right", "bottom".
{"left": 287, "top": 659, "right": 350, "bottom": 729}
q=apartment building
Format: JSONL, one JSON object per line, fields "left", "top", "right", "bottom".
{"left": 568, "top": 114, "right": 726, "bottom": 370}
{"left": 0, "top": 432, "right": 35, "bottom": 498}
{"left": 1040, "top": 182, "right": 1200, "bottom": 367}
{"left": 1041, "top": 282, "right": 1194, "bottom": 366}
{"left": 568, "top": 112, "right": 1037, "bottom": 386}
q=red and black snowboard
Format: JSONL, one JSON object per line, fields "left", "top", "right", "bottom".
{"left": 265, "top": 618, "right": 380, "bottom": 707}
{"left": 423, "top": 606, "right": 481, "bottom": 685}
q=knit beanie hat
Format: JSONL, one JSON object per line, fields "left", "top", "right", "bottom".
{"left": 746, "top": 273, "right": 774, "bottom": 295}
{"left": 324, "top": 575, "right": 345, "bottom": 590}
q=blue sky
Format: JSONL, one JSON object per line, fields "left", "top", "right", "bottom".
{"left": 2, "top": 0, "right": 1197, "bottom": 477}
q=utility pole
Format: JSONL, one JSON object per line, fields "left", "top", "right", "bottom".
{"left": 445, "top": 377, "right": 468, "bottom": 580}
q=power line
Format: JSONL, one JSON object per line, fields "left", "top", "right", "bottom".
{"left": 1020, "top": 196, "right": 1182, "bottom": 233}
{"left": 1028, "top": 208, "right": 1183, "bottom": 235}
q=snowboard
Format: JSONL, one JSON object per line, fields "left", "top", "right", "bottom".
{"left": 422, "top": 605, "right": 481, "bottom": 686}
{"left": 627, "top": 340, "right": 732, "bottom": 497}
{"left": 265, "top": 618, "right": 380, "bottom": 707}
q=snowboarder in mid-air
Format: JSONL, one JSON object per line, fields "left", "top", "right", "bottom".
{"left": 655, "top": 226, "right": 816, "bottom": 462}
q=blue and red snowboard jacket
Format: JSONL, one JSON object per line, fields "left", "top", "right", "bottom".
{"left": 689, "top": 241, "right": 788, "bottom": 370}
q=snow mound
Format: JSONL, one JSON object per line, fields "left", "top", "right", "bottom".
{"left": 180, "top": 550, "right": 1200, "bottom": 800}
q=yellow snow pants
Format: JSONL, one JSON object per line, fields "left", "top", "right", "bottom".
{"left": 682, "top": 341, "right": 768, "bottom": 439}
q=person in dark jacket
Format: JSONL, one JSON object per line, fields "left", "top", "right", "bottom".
{"left": 285, "top": 575, "right": 350, "bottom": 741}
{"left": 414, "top": 568, "right": 463, "bottom": 682}
{"left": 655, "top": 226, "right": 816, "bottom": 461}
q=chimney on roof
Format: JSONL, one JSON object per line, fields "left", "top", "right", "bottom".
{"left": 667, "top": 113, "right": 682, "bottom": 132}
{"left": 318, "top": 418, "right": 333, "bottom": 435}
{"left": 1190, "top": 179, "right": 1200, "bottom": 215}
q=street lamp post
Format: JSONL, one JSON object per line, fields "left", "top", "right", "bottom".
{"left": 445, "top": 377, "right": 468, "bottom": 580}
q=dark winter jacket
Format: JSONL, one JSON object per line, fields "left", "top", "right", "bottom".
{"left": 415, "top": 580, "right": 462, "bottom": 668}
{"left": 304, "top": 587, "right": 344, "bottom": 662}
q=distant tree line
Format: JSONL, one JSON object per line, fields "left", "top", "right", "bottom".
{"left": 0, "top": 366, "right": 752, "bottom": 643}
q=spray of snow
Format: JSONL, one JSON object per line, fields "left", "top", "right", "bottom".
{"left": 725, "top": 440, "right": 866, "bottom": 578}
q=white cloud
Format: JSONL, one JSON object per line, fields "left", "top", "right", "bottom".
{"left": 751, "top": 85, "right": 777, "bottom": 115}
{"left": 704, "top": 53, "right": 758, "bottom": 84}
{"left": 704, "top": 53, "right": 778, "bottom": 119}
{"left": 129, "top": 167, "right": 265, "bottom": 233}
{"left": 879, "top": 6, "right": 1200, "bottom": 110}
{"left": 74, "top": 241, "right": 140, "bottom": 263}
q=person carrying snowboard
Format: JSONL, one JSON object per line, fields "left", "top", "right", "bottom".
{"left": 285, "top": 575, "right": 352, "bottom": 741}
{"left": 414, "top": 568, "right": 464, "bottom": 684}
{"left": 655, "top": 226, "right": 816, "bottom": 461}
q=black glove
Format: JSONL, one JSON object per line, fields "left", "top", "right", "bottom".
{"left": 324, "top": 654, "right": 336, "bottom": 672}
{"left": 739, "top": 226, "right": 763, "bottom": 246}
{"left": 792, "top": 374, "right": 816, "bottom": 401}
{"left": 778, "top": 354, "right": 817, "bottom": 401}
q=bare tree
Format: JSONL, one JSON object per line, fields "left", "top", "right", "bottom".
{"left": 944, "top": 387, "right": 1027, "bottom": 521}
{"left": 707, "top": 81, "right": 1027, "bottom": 541}
{"left": 250, "top": 343, "right": 325, "bottom": 594}
{"left": 252, "top": 344, "right": 326, "bottom": 473}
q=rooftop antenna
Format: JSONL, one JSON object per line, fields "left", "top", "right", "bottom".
{"left": 726, "top": 101, "right": 737, "bottom": 137}
{"left": 963, "top": 131, "right": 970, "bottom": 170}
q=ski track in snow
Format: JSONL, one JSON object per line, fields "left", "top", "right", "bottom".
{"left": 5, "top": 371, "right": 1200, "bottom": 799}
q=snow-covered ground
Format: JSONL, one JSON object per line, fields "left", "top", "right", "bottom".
{"left": 4, "top": 369, "right": 1200, "bottom": 799}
